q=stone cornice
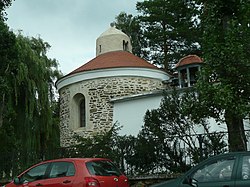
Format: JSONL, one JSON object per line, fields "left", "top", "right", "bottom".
{"left": 56, "top": 67, "right": 170, "bottom": 91}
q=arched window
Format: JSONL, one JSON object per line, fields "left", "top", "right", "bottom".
{"left": 79, "top": 97, "right": 86, "bottom": 127}
{"left": 72, "top": 93, "right": 86, "bottom": 129}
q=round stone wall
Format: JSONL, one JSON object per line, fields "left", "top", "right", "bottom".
{"left": 59, "top": 76, "right": 166, "bottom": 147}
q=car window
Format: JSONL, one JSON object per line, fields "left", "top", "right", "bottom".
{"left": 192, "top": 157, "right": 235, "bottom": 182}
{"left": 49, "top": 161, "right": 75, "bottom": 178}
{"left": 20, "top": 163, "right": 50, "bottom": 183}
{"left": 241, "top": 156, "right": 250, "bottom": 180}
{"left": 86, "top": 160, "right": 122, "bottom": 176}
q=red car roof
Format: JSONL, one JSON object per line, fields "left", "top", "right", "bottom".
{"left": 41, "top": 158, "right": 111, "bottom": 163}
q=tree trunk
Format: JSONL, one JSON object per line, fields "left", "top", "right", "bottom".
{"left": 162, "top": 21, "right": 169, "bottom": 71}
{"left": 0, "top": 94, "right": 5, "bottom": 128}
{"left": 225, "top": 110, "right": 247, "bottom": 151}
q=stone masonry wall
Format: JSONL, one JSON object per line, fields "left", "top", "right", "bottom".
{"left": 59, "top": 76, "right": 166, "bottom": 147}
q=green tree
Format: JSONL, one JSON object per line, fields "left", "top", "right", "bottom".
{"left": 0, "top": 4, "right": 18, "bottom": 178}
{"left": 115, "top": 135, "right": 137, "bottom": 174}
{"left": 136, "top": 0, "right": 201, "bottom": 70}
{"left": 0, "top": 20, "right": 16, "bottom": 129}
{"left": 0, "top": 0, "right": 13, "bottom": 20}
{"left": 138, "top": 90, "right": 227, "bottom": 172}
{"left": 0, "top": 0, "right": 16, "bottom": 130}
{"left": 0, "top": 33, "right": 61, "bottom": 177}
{"left": 195, "top": 0, "right": 250, "bottom": 151}
{"left": 64, "top": 124, "right": 124, "bottom": 168}
{"left": 11, "top": 34, "right": 61, "bottom": 158}
{"left": 129, "top": 129, "right": 159, "bottom": 174}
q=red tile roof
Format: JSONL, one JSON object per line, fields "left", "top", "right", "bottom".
{"left": 175, "top": 55, "right": 203, "bottom": 68}
{"left": 69, "top": 51, "right": 159, "bottom": 75}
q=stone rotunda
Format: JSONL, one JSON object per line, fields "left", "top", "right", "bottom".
{"left": 56, "top": 25, "right": 170, "bottom": 147}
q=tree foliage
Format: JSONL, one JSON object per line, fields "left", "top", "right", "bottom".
{"left": 9, "top": 34, "right": 61, "bottom": 157}
{"left": 114, "top": 0, "right": 201, "bottom": 71}
{"left": 139, "top": 90, "right": 227, "bottom": 172}
{"left": 0, "top": 20, "right": 16, "bottom": 128}
{"left": 0, "top": 0, "right": 13, "bottom": 20}
{"left": 0, "top": 26, "right": 61, "bottom": 177}
{"left": 136, "top": 0, "right": 201, "bottom": 70}
{"left": 195, "top": 0, "right": 250, "bottom": 151}
{"left": 62, "top": 124, "right": 131, "bottom": 172}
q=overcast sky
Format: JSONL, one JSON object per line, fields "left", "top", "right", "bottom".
{"left": 6, "top": 0, "right": 141, "bottom": 75}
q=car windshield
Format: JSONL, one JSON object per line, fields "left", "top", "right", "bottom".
{"left": 86, "top": 160, "right": 122, "bottom": 176}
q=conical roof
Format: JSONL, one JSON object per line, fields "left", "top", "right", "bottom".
{"left": 98, "top": 26, "right": 128, "bottom": 38}
{"left": 96, "top": 25, "right": 132, "bottom": 56}
{"left": 69, "top": 51, "right": 159, "bottom": 75}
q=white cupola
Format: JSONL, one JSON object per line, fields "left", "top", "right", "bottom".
{"left": 96, "top": 23, "right": 132, "bottom": 56}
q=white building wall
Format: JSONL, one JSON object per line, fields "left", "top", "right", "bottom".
{"left": 113, "top": 93, "right": 250, "bottom": 151}
{"left": 113, "top": 95, "right": 163, "bottom": 136}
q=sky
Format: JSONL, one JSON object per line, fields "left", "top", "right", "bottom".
{"left": 6, "top": 0, "right": 141, "bottom": 75}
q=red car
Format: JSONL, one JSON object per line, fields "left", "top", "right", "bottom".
{"left": 4, "top": 158, "right": 129, "bottom": 187}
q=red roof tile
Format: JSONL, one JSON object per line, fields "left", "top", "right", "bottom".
{"left": 175, "top": 55, "right": 203, "bottom": 68}
{"left": 69, "top": 51, "right": 159, "bottom": 75}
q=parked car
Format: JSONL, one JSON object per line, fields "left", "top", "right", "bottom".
{"left": 151, "top": 151, "right": 250, "bottom": 187}
{"left": 3, "top": 158, "right": 129, "bottom": 187}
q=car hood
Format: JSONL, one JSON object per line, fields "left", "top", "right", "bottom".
{"left": 150, "top": 178, "right": 180, "bottom": 187}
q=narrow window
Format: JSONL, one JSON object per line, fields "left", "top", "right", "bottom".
{"left": 80, "top": 98, "right": 86, "bottom": 127}
{"left": 99, "top": 45, "right": 101, "bottom": 53}
{"left": 123, "top": 40, "right": 129, "bottom": 51}
{"left": 180, "top": 69, "right": 188, "bottom": 87}
{"left": 189, "top": 67, "right": 199, "bottom": 86}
